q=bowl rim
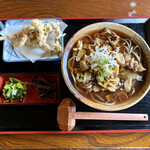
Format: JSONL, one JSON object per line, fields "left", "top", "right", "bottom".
{"left": 61, "top": 22, "right": 150, "bottom": 111}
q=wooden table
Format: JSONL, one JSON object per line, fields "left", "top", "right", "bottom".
{"left": 0, "top": 0, "right": 150, "bottom": 149}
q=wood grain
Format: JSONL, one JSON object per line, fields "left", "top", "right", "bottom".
{"left": 0, "top": 0, "right": 149, "bottom": 19}
{"left": 0, "top": 133, "right": 150, "bottom": 149}
{"left": 0, "top": 0, "right": 150, "bottom": 149}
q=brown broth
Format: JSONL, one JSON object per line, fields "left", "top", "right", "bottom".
{"left": 68, "top": 28, "right": 147, "bottom": 105}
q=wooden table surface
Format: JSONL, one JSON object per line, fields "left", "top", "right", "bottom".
{"left": 0, "top": 0, "right": 150, "bottom": 149}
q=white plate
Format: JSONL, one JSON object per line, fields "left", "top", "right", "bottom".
{"left": 2, "top": 18, "right": 64, "bottom": 62}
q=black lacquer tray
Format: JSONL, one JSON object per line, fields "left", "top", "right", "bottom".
{"left": 0, "top": 18, "right": 150, "bottom": 134}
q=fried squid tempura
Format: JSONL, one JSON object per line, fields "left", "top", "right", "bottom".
{"left": 0, "top": 19, "right": 63, "bottom": 56}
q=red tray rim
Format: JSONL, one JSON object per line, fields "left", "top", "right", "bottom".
{"left": 0, "top": 16, "right": 149, "bottom": 134}
{"left": 0, "top": 129, "right": 150, "bottom": 134}
{"left": 0, "top": 16, "right": 149, "bottom": 21}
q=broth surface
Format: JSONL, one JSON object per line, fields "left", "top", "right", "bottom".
{"left": 68, "top": 28, "right": 146, "bottom": 105}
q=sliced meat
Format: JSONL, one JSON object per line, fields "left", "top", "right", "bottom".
{"left": 92, "top": 85, "right": 101, "bottom": 92}
{"left": 76, "top": 40, "right": 83, "bottom": 49}
{"left": 124, "top": 54, "right": 131, "bottom": 63}
{"left": 116, "top": 53, "right": 125, "bottom": 66}
{"left": 124, "top": 54, "right": 146, "bottom": 72}
{"left": 76, "top": 48, "right": 86, "bottom": 61}
{"left": 79, "top": 60, "right": 89, "bottom": 71}
{"left": 124, "top": 77, "right": 132, "bottom": 93}
{"left": 83, "top": 72, "right": 92, "bottom": 84}
{"left": 137, "top": 64, "right": 146, "bottom": 72}
{"left": 119, "top": 68, "right": 142, "bottom": 81}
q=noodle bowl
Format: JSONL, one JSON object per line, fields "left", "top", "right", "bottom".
{"left": 62, "top": 22, "right": 150, "bottom": 111}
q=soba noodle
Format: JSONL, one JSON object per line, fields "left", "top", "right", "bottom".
{"left": 68, "top": 28, "right": 146, "bottom": 105}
